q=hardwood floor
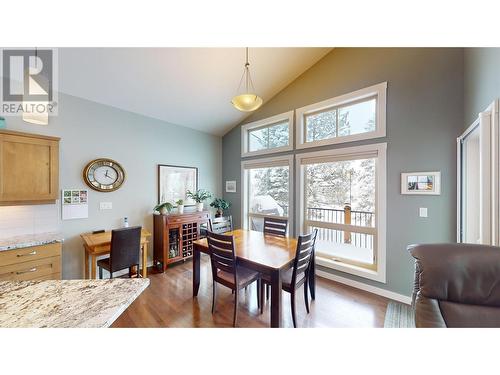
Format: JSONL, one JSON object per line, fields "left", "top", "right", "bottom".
{"left": 112, "top": 255, "right": 390, "bottom": 328}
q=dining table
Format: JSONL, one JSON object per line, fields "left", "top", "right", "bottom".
{"left": 80, "top": 228, "right": 151, "bottom": 279}
{"left": 192, "top": 229, "right": 315, "bottom": 328}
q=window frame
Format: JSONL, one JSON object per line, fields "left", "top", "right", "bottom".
{"left": 295, "top": 142, "right": 387, "bottom": 282}
{"left": 241, "top": 111, "right": 294, "bottom": 157}
{"left": 295, "top": 82, "right": 387, "bottom": 149}
{"left": 241, "top": 154, "right": 294, "bottom": 235}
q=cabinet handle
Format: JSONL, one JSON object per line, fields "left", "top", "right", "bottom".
{"left": 16, "top": 267, "right": 37, "bottom": 275}
{"left": 17, "top": 251, "right": 37, "bottom": 257}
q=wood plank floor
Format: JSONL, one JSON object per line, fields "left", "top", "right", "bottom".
{"left": 112, "top": 255, "right": 390, "bottom": 328}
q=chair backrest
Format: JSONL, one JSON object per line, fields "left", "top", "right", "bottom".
{"left": 291, "top": 230, "right": 317, "bottom": 286}
{"left": 110, "top": 226, "right": 142, "bottom": 273}
{"left": 209, "top": 215, "right": 233, "bottom": 234}
{"left": 263, "top": 217, "right": 288, "bottom": 237}
{"left": 207, "top": 231, "right": 237, "bottom": 284}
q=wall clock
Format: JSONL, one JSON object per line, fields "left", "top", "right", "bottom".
{"left": 83, "top": 158, "right": 126, "bottom": 192}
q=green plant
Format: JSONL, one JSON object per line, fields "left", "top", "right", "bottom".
{"left": 210, "top": 198, "right": 231, "bottom": 211}
{"left": 186, "top": 189, "right": 212, "bottom": 203}
{"left": 176, "top": 199, "right": 184, "bottom": 206}
{"left": 154, "top": 202, "right": 173, "bottom": 213}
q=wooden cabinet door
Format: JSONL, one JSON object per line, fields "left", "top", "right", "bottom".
{"left": 0, "top": 131, "right": 59, "bottom": 204}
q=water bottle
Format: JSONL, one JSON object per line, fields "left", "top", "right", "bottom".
{"left": 123, "top": 217, "right": 129, "bottom": 228}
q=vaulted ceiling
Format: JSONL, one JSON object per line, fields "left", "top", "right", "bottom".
{"left": 58, "top": 48, "right": 332, "bottom": 135}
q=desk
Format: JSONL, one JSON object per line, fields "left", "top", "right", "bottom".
{"left": 81, "top": 229, "right": 151, "bottom": 279}
{"left": 192, "top": 229, "right": 316, "bottom": 328}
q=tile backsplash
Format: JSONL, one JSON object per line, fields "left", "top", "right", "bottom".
{"left": 0, "top": 202, "right": 61, "bottom": 238}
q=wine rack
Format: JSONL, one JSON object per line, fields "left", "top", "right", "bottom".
{"left": 153, "top": 211, "right": 210, "bottom": 272}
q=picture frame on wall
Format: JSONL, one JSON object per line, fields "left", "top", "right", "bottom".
{"left": 401, "top": 171, "right": 441, "bottom": 195}
{"left": 226, "top": 180, "right": 236, "bottom": 193}
{"left": 158, "top": 165, "right": 198, "bottom": 205}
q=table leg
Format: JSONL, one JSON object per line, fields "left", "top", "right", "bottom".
{"left": 309, "top": 250, "right": 316, "bottom": 300}
{"left": 91, "top": 255, "right": 97, "bottom": 279}
{"left": 193, "top": 247, "right": 201, "bottom": 297}
{"left": 142, "top": 243, "right": 148, "bottom": 278}
{"left": 84, "top": 249, "right": 89, "bottom": 279}
{"left": 270, "top": 269, "right": 282, "bottom": 328}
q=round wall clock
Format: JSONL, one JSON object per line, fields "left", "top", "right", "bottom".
{"left": 83, "top": 158, "right": 126, "bottom": 192}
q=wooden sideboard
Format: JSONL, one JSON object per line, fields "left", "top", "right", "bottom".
{"left": 153, "top": 211, "right": 210, "bottom": 272}
{"left": 0, "top": 243, "right": 62, "bottom": 281}
{"left": 0, "top": 129, "right": 60, "bottom": 205}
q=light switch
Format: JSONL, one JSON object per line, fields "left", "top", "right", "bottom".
{"left": 419, "top": 207, "right": 428, "bottom": 218}
{"left": 100, "top": 202, "right": 112, "bottom": 210}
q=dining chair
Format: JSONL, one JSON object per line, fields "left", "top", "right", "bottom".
{"left": 209, "top": 215, "right": 233, "bottom": 234}
{"left": 260, "top": 230, "right": 318, "bottom": 328}
{"left": 207, "top": 231, "right": 261, "bottom": 327}
{"left": 263, "top": 217, "right": 288, "bottom": 237}
{"left": 97, "top": 226, "right": 142, "bottom": 279}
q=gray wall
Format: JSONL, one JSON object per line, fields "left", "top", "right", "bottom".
{"left": 222, "top": 48, "right": 464, "bottom": 296}
{"left": 5, "top": 93, "right": 221, "bottom": 279}
{"left": 464, "top": 48, "right": 500, "bottom": 126}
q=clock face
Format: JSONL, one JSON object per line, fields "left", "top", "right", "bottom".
{"left": 83, "top": 159, "right": 125, "bottom": 192}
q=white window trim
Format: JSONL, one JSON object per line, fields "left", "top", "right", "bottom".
{"left": 241, "top": 111, "right": 294, "bottom": 157}
{"left": 295, "top": 142, "right": 387, "bottom": 283}
{"left": 241, "top": 154, "right": 294, "bottom": 235}
{"left": 295, "top": 82, "right": 387, "bottom": 149}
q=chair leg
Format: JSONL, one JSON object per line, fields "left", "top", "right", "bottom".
{"left": 256, "top": 280, "right": 261, "bottom": 310}
{"left": 128, "top": 267, "right": 132, "bottom": 278}
{"left": 291, "top": 290, "right": 297, "bottom": 328}
{"left": 260, "top": 281, "right": 265, "bottom": 314}
{"left": 304, "top": 278, "right": 310, "bottom": 314}
{"left": 98, "top": 267, "right": 103, "bottom": 279}
{"left": 233, "top": 289, "right": 239, "bottom": 327}
{"left": 212, "top": 282, "right": 217, "bottom": 314}
{"left": 266, "top": 284, "right": 270, "bottom": 300}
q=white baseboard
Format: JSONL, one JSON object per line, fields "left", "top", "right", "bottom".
{"left": 316, "top": 270, "right": 412, "bottom": 305}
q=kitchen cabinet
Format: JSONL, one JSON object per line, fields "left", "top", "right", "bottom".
{"left": 0, "top": 129, "right": 60, "bottom": 205}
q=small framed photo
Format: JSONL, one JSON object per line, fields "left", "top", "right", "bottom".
{"left": 401, "top": 171, "right": 441, "bottom": 195}
{"left": 226, "top": 180, "right": 236, "bottom": 193}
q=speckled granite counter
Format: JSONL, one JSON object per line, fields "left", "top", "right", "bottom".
{"left": 0, "top": 278, "right": 149, "bottom": 328}
{"left": 0, "top": 232, "right": 64, "bottom": 252}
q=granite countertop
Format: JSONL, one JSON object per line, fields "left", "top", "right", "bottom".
{"left": 0, "top": 231, "right": 64, "bottom": 252}
{"left": 0, "top": 278, "right": 149, "bottom": 328}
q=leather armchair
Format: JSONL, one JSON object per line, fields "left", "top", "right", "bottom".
{"left": 408, "top": 243, "right": 500, "bottom": 328}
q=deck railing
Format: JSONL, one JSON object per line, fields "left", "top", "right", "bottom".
{"left": 281, "top": 205, "right": 374, "bottom": 249}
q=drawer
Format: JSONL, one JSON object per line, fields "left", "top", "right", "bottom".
{"left": 33, "top": 272, "right": 61, "bottom": 281}
{"left": 0, "top": 255, "right": 61, "bottom": 281}
{"left": 0, "top": 243, "right": 62, "bottom": 267}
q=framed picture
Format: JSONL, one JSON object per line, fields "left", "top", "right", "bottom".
{"left": 401, "top": 171, "right": 441, "bottom": 195}
{"left": 226, "top": 180, "right": 236, "bottom": 193}
{"left": 158, "top": 165, "right": 198, "bottom": 205}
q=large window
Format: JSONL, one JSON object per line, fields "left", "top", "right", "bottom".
{"left": 296, "top": 82, "right": 386, "bottom": 149}
{"left": 296, "top": 143, "right": 386, "bottom": 282}
{"left": 242, "top": 155, "right": 293, "bottom": 233}
{"left": 241, "top": 111, "right": 293, "bottom": 157}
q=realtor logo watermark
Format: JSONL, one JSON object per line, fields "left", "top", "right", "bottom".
{"left": 1, "top": 48, "right": 58, "bottom": 117}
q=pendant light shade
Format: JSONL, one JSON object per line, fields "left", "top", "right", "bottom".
{"left": 231, "top": 48, "right": 263, "bottom": 112}
{"left": 23, "top": 48, "right": 49, "bottom": 125}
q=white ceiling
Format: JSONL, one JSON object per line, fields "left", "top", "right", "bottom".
{"left": 58, "top": 48, "right": 332, "bottom": 136}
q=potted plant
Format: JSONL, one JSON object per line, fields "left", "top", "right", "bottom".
{"left": 210, "top": 198, "right": 231, "bottom": 218}
{"left": 176, "top": 199, "right": 184, "bottom": 214}
{"left": 154, "top": 202, "right": 173, "bottom": 215}
{"left": 187, "top": 189, "right": 212, "bottom": 212}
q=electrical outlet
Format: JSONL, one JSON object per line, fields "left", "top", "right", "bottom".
{"left": 100, "top": 202, "right": 112, "bottom": 210}
{"left": 419, "top": 207, "right": 428, "bottom": 218}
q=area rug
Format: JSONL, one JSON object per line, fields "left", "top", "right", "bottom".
{"left": 384, "top": 301, "right": 415, "bottom": 328}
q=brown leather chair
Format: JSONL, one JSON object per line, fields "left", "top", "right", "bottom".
{"left": 408, "top": 243, "right": 500, "bottom": 328}
{"left": 98, "top": 226, "right": 142, "bottom": 279}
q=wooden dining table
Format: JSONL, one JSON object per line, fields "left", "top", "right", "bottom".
{"left": 192, "top": 229, "right": 315, "bottom": 328}
{"left": 81, "top": 229, "right": 151, "bottom": 279}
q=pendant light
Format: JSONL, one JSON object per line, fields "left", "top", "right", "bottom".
{"left": 231, "top": 47, "right": 263, "bottom": 112}
{"left": 23, "top": 47, "right": 49, "bottom": 125}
